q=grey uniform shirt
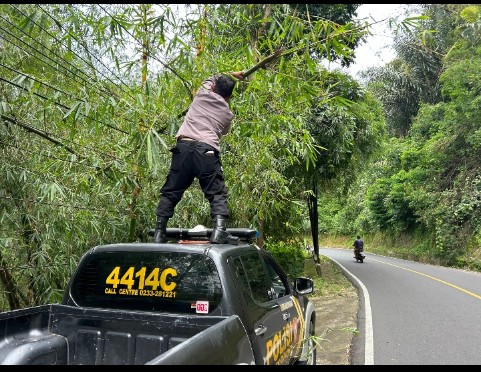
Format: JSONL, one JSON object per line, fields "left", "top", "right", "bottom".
{"left": 175, "top": 75, "right": 233, "bottom": 151}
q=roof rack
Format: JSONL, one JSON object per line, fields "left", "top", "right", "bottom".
{"left": 147, "top": 225, "right": 260, "bottom": 243}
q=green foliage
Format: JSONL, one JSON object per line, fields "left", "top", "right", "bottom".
{"left": 364, "top": 4, "right": 459, "bottom": 136}
{"left": 264, "top": 240, "right": 308, "bottom": 279}
{"left": 366, "top": 170, "right": 418, "bottom": 232}
{"left": 0, "top": 3, "right": 371, "bottom": 310}
{"left": 365, "top": 178, "right": 391, "bottom": 230}
{"left": 323, "top": 4, "right": 481, "bottom": 270}
{"left": 288, "top": 4, "right": 362, "bottom": 66}
{"left": 5, "top": 2, "right": 481, "bottom": 314}
{"left": 306, "top": 70, "right": 386, "bottom": 182}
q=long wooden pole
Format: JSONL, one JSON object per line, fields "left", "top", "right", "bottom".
{"left": 239, "top": 48, "right": 283, "bottom": 78}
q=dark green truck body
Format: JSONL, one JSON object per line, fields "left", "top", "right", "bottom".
{"left": 0, "top": 228, "right": 316, "bottom": 365}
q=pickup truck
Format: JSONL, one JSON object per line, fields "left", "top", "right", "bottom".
{"left": 0, "top": 226, "right": 316, "bottom": 365}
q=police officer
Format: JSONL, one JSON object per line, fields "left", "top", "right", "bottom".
{"left": 154, "top": 71, "right": 244, "bottom": 244}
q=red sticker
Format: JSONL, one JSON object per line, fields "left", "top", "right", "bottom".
{"left": 195, "top": 301, "right": 209, "bottom": 314}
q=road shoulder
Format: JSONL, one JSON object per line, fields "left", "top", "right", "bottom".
{"left": 305, "top": 257, "right": 359, "bottom": 365}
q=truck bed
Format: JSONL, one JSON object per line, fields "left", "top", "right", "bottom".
{"left": 0, "top": 304, "right": 240, "bottom": 365}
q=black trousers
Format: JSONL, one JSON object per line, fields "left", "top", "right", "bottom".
{"left": 156, "top": 140, "right": 229, "bottom": 220}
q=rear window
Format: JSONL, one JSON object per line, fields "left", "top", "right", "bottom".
{"left": 69, "top": 251, "right": 222, "bottom": 314}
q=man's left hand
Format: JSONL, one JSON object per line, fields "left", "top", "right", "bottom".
{"left": 230, "top": 71, "right": 244, "bottom": 81}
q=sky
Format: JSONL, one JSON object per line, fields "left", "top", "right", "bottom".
{"left": 340, "top": 4, "right": 414, "bottom": 78}
{"left": 346, "top": 4, "right": 403, "bottom": 76}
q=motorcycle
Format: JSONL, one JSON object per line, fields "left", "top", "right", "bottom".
{"left": 354, "top": 248, "right": 366, "bottom": 263}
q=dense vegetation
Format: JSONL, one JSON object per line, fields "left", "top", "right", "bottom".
{"left": 0, "top": 4, "right": 480, "bottom": 311}
{"left": 318, "top": 4, "right": 481, "bottom": 271}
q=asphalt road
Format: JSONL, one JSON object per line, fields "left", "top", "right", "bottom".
{"left": 320, "top": 248, "right": 481, "bottom": 365}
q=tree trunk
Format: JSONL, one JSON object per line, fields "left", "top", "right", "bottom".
{"left": 307, "top": 178, "right": 321, "bottom": 274}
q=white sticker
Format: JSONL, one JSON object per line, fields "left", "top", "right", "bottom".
{"left": 195, "top": 301, "right": 209, "bottom": 314}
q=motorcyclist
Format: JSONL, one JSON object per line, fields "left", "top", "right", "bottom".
{"left": 353, "top": 235, "right": 364, "bottom": 258}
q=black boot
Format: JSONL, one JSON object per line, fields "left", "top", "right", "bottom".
{"left": 153, "top": 217, "right": 169, "bottom": 243}
{"left": 210, "top": 215, "right": 239, "bottom": 245}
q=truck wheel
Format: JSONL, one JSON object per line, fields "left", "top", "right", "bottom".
{"left": 297, "top": 319, "right": 316, "bottom": 365}
{"left": 306, "top": 319, "right": 317, "bottom": 365}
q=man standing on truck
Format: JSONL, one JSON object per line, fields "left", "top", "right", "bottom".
{"left": 154, "top": 71, "right": 245, "bottom": 244}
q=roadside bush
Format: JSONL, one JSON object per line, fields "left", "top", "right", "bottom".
{"left": 264, "top": 240, "right": 307, "bottom": 279}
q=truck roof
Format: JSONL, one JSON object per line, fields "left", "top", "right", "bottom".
{"left": 89, "top": 227, "right": 260, "bottom": 257}
{"left": 147, "top": 226, "right": 259, "bottom": 244}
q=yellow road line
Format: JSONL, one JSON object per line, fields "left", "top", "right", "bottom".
{"left": 372, "top": 258, "right": 481, "bottom": 300}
